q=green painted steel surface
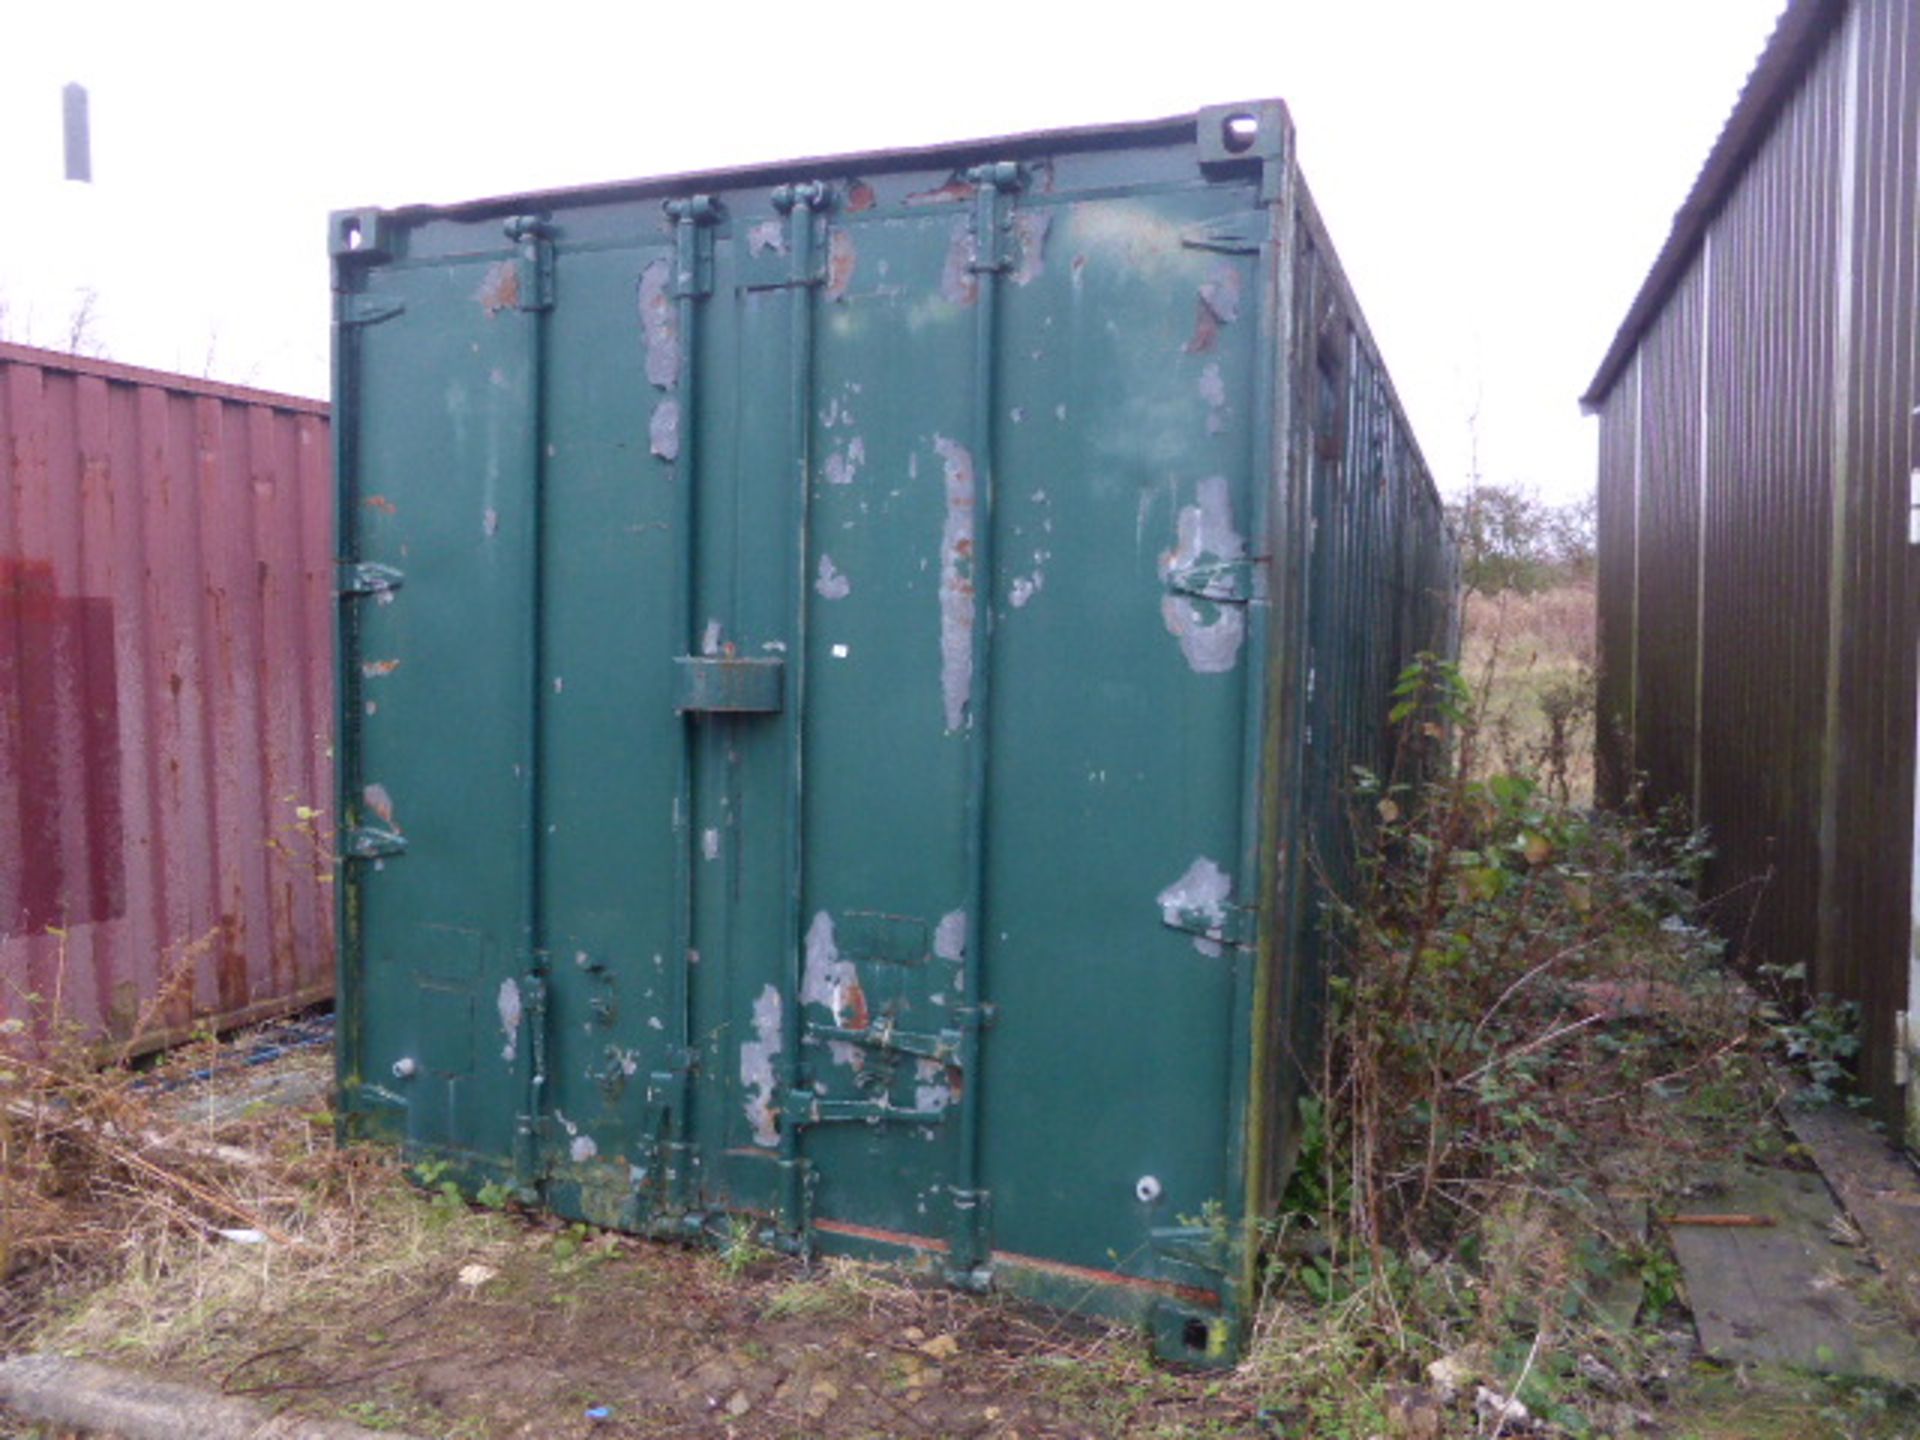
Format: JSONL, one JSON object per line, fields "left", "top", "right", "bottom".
{"left": 331, "top": 103, "right": 1454, "bottom": 1362}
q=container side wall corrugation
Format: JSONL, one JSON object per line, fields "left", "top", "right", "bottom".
{"left": 1594, "top": 379, "right": 1637, "bottom": 806}
{"left": 1695, "top": 17, "right": 1846, "bottom": 1008}
{"left": 0, "top": 342, "right": 333, "bottom": 1052}
{"left": 1630, "top": 260, "right": 1704, "bottom": 814}
{"left": 1831, "top": 0, "right": 1920, "bottom": 1110}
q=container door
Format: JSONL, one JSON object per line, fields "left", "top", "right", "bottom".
{"left": 519, "top": 235, "right": 689, "bottom": 1228}
{"left": 335, "top": 236, "right": 549, "bottom": 1175}
{"left": 787, "top": 202, "right": 987, "bottom": 1261}
{"left": 689, "top": 191, "right": 989, "bottom": 1258}
{"left": 337, "top": 222, "right": 691, "bottom": 1218}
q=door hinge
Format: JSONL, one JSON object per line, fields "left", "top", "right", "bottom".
{"left": 343, "top": 824, "right": 407, "bottom": 860}
{"left": 1165, "top": 556, "right": 1262, "bottom": 604}
{"left": 337, "top": 561, "right": 405, "bottom": 599}
{"left": 664, "top": 195, "right": 721, "bottom": 299}
{"left": 340, "top": 293, "right": 405, "bottom": 327}
{"left": 504, "top": 216, "right": 555, "bottom": 312}
{"left": 1180, "top": 214, "right": 1264, "bottom": 256}
{"left": 964, "top": 161, "right": 1027, "bottom": 276}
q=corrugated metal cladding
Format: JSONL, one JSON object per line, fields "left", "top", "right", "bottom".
{"left": 0, "top": 343, "right": 334, "bottom": 1053}
{"left": 1588, "top": 0, "right": 1920, "bottom": 1124}
{"left": 330, "top": 102, "right": 1455, "bottom": 1362}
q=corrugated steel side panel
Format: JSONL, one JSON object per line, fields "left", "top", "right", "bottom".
{"left": 1692, "top": 12, "right": 1846, "bottom": 1006}
{"left": 0, "top": 342, "right": 333, "bottom": 1052}
{"left": 1595, "top": 6, "right": 1920, "bottom": 1119}
{"left": 1593, "top": 372, "right": 1637, "bottom": 806}
{"left": 1830, "top": 0, "right": 1919, "bottom": 1108}
{"left": 1632, "top": 261, "right": 1705, "bottom": 812}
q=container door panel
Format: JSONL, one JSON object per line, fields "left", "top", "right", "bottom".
{"left": 342, "top": 254, "right": 541, "bottom": 1168}
{"left": 788, "top": 206, "right": 981, "bottom": 1248}
{"left": 982, "top": 188, "right": 1260, "bottom": 1284}
{"left": 532, "top": 242, "right": 685, "bottom": 1226}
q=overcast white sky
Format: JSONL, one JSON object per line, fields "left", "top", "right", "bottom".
{"left": 0, "top": 0, "right": 1786, "bottom": 502}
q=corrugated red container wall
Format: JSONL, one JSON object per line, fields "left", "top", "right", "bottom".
{"left": 0, "top": 342, "right": 333, "bottom": 1052}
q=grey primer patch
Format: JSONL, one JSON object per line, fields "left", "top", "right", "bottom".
{"left": 362, "top": 782, "right": 394, "bottom": 826}
{"left": 824, "top": 435, "right": 865, "bottom": 485}
{"left": 637, "top": 257, "right": 678, "bottom": 390}
{"left": 497, "top": 977, "right": 523, "bottom": 1063}
{"left": 1009, "top": 575, "right": 1041, "bottom": 608}
{"left": 701, "top": 618, "right": 723, "bottom": 656}
{"left": 747, "top": 219, "right": 786, "bottom": 256}
{"left": 933, "top": 437, "right": 976, "bottom": 731}
{"left": 941, "top": 221, "right": 979, "bottom": 306}
{"left": 1200, "top": 266, "right": 1242, "bottom": 324}
{"left": 933, "top": 908, "right": 967, "bottom": 964}
{"left": 570, "top": 1134, "right": 599, "bottom": 1163}
{"left": 702, "top": 827, "right": 720, "bottom": 861}
{"left": 1157, "top": 856, "right": 1234, "bottom": 957}
{"left": 1011, "top": 210, "right": 1052, "bottom": 286}
{"left": 802, "top": 912, "right": 864, "bottom": 1032}
{"left": 740, "top": 984, "right": 782, "bottom": 1148}
{"left": 815, "top": 553, "right": 851, "bottom": 600}
{"left": 649, "top": 397, "right": 680, "bottom": 460}
{"left": 1160, "top": 474, "right": 1247, "bottom": 673}
{"left": 915, "top": 1058, "right": 954, "bottom": 1115}
{"left": 1198, "top": 362, "right": 1227, "bottom": 435}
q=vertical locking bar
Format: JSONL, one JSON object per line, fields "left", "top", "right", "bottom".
{"left": 504, "top": 216, "right": 556, "bottom": 1186}
{"left": 947, "top": 161, "right": 1023, "bottom": 1281}
{"left": 662, "top": 195, "right": 721, "bottom": 1210}
{"left": 330, "top": 221, "right": 378, "bottom": 1126}
{"left": 771, "top": 180, "right": 829, "bottom": 1236}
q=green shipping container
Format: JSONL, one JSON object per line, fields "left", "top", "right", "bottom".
{"left": 330, "top": 101, "right": 1455, "bottom": 1364}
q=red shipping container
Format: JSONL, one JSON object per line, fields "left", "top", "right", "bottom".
{"left": 0, "top": 342, "right": 332, "bottom": 1052}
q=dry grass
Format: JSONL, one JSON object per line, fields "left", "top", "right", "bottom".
{"left": 1461, "top": 581, "right": 1597, "bottom": 806}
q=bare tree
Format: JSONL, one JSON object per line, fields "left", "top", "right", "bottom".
{"left": 65, "top": 288, "right": 101, "bottom": 357}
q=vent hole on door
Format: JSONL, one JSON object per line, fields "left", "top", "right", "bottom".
{"left": 1220, "top": 113, "right": 1259, "bottom": 154}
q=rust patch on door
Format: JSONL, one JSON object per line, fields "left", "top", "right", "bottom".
{"left": 1184, "top": 267, "right": 1243, "bottom": 355}
{"left": 906, "top": 177, "right": 977, "bottom": 207}
{"left": 826, "top": 229, "right": 858, "bottom": 302}
{"left": 476, "top": 262, "right": 520, "bottom": 315}
{"left": 803, "top": 912, "right": 872, "bottom": 1031}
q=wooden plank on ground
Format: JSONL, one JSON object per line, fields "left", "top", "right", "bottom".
{"left": 1773, "top": 1080, "right": 1920, "bottom": 1315}
{"left": 1669, "top": 1163, "right": 1920, "bottom": 1381}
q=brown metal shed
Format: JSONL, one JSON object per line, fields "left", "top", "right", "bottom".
{"left": 1584, "top": 0, "right": 1919, "bottom": 1140}
{"left": 0, "top": 343, "right": 334, "bottom": 1053}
